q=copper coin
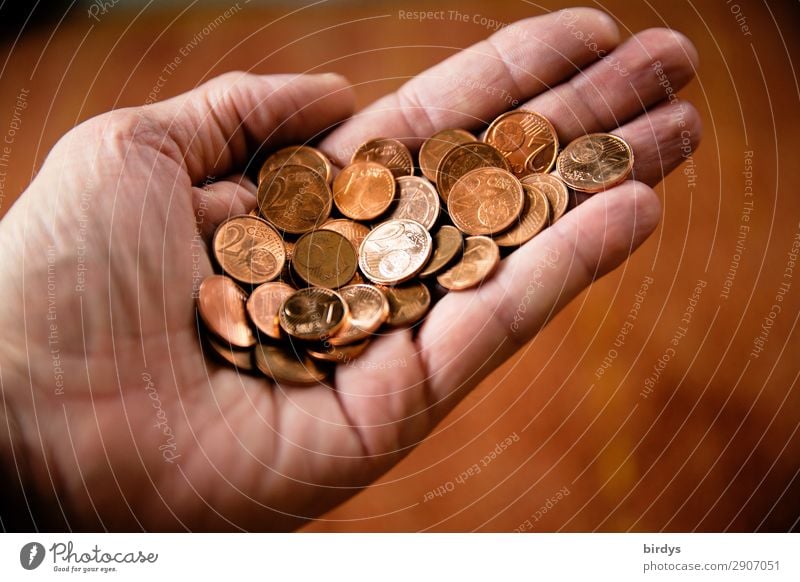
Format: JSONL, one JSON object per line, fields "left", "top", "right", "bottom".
{"left": 436, "top": 141, "right": 510, "bottom": 202}
{"left": 204, "top": 334, "right": 254, "bottom": 371}
{"left": 257, "top": 164, "right": 332, "bottom": 234}
{"left": 197, "top": 275, "right": 255, "bottom": 348}
{"left": 351, "top": 137, "right": 413, "bottom": 178}
{"left": 307, "top": 340, "right": 370, "bottom": 363}
{"left": 246, "top": 282, "right": 295, "bottom": 340}
{"left": 329, "top": 284, "right": 390, "bottom": 346}
{"left": 254, "top": 343, "right": 328, "bottom": 385}
{"left": 278, "top": 240, "right": 296, "bottom": 285}
{"left": 521, "top": 173, "right": 569, "bottom": 222}
{"left": 333, "top": 162, "right": 396, "bottom": 220}
{"left": 320, "top": 218, "right": 371, "bottom": 250}
{"left": 419, "top": 128, "right": 476, "bottom": 182}
{"left": 556, "top": 133, "right": 634, "bottom": 193}
{"left": 259, "top": 145, "right": 334, "bottom": 184}
{"left": 447, "top": 167, "right": 525, "bottom": 236}
{"left": 278, "top": 287, "right": 347, "bottom": 340}
{"left": 437, "top": 236, "right": 500, "bottom": 291}
{"left": 212, "top": 215, "right": 285, "bottom": 285}
{"left": 292, "top": 229, "right": 357, "bottom": 289}
{"left": 358, "top": 219, "right": 433, "bottom": 285}
{"left": 386, "top": 176, "right": 441, "bottom": 230}
{"left": 381, "top": 282, "right": 432, "bottom": 327}
{"left": 493, "top": 184, "right": 550, "bottom": 247}
{"left": 419, "top": 225, "right": 464, "bottom": 278}
{"left": 485, "top": 110, "right": 559, "bottom": 176}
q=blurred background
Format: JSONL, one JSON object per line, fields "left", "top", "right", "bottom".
{"left": 0, "top": 0, "right": 798, "bottom": 532}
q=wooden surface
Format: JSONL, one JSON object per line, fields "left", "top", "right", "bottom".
{"left": 0, "top": 0, "right": 798, "bottom": 531}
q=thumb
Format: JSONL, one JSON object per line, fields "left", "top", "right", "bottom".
{"left": 147, "top": 71, "right": 354, "bottom": 183}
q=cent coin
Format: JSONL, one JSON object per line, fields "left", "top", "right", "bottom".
{"left": 521, "top": 173, "right": 569, "bottom": 222}
{"left": 329, "top": 284, "right": 390, "bottom": 346}
{"left": 246, "top": 281, "right": 296, "bottom": 340}
{"left": 419, "top": 128, "right": 476, "bottom": 182}
{"left": 204, "top": 334, "right": 254, "bottom": 371}
{"left": 197, "top": 275, "right": 255, "bottom": 348}
{"left": 333, "top": 162, "right": 396, "bottom": 220}
{"left": 556, "top": 133, "right": 634, "bottom": 193}
{"left": 485, "top": 110, "right": 559, "bottom": 175}
{"left": 436, "top": 236, "right": 500, "bottom": 291}
{"left": 307, "top": 340, "right": 370, "bottom": 363}
{"left": 447, "top": 167, "right": 525, "bottom": 235}
{"left": 386, "top": 175, "right": 440, "bottom": 230}
{"left": 436, "top": 141, "right": 510, "bottom": 202}
{"left": 359, "top": 219, "right": 433, "bottom": 285}
{"left": 278, "top": 287, "right": 348, "bottom": 340}
{"left": 259, "top": 145, "right": 333, "bottom": 184}
{"left": 493, "top": 184, "right": 550, "bottom": 247}
{"left": 292, "top": 229, "right": 357, "bottom": 289}
{"left": 352, "top": 137, "right": 414, "bottom": 177}
{"left": 382, "top": 282, "right": 432, "bottom": 326}
{"left": 254, "top": 342, "right": 328, "bottom": 385}
{"left": 320, "top": 218, "right": 371, "bottom": 250}
{"left": 419, "top": 225, "right": 463, "bottom": 278}
{"left": 212, "top": 215, "right": 285, "bottom": 285}
{"left": 258, "top": 164, "right": 332, "bottom": 234}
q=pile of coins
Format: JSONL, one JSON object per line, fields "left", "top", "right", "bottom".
{"left": 196, "top": 110, "right": 634, "bottom": 383}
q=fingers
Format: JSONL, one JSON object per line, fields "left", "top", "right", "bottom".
{"left": 614, "top": 100, "right": 702, "bottom": 186}
{"left": 418, "top": 180, "right": 661, "bottom": 415}
{"left": 147, "top": 72, "right": 355, "bottom": 183}
{"left": 192, "top": 175, "right": 257, "bottom": 239}
{"left": 523, "top": 28, "right": 699, "bottom": 142}
{"left": 320, "top": 8, "right": 620, "bottom": 165}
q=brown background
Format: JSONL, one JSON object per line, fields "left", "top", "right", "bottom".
{"left": 0, "top": 0, "right": 798, "bottom": 531}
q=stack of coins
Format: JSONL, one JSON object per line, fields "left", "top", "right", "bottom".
{"left": 196, "top": 110, "right": 634, "bottom": 383}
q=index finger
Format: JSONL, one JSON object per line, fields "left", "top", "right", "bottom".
{"left": 320, "top": 8, "right": 620, "bottom": 166}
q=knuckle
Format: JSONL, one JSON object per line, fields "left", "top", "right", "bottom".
{"left": 637, "top": 28, "right": 699, "bottom": 69}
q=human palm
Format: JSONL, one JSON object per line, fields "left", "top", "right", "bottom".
{"left": 0, "top": 9, "right": 700, "bottom": 531}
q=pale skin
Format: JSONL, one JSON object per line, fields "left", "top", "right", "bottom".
{"left": 0, "top": 9, "right": 701, "bottom": 530}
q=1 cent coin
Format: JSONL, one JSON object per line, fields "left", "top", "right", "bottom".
{"left": 258, "top": 164, "right": 332, "bottom": 234}
{"left": 386, "top": 176, "right": 440, "bottom": 230}
{"left": 419, "top": 128, "right": 476, "bottom": 182}
{"left": 436, "top": 141, "right": 510, "bottom": 202}
{"left": 329, "top": 284, "right": 390, "bottom": 346}
{"left": 292, "top": 229, "right": 357, "bottom": 288}
{"left": 485, "top": 110, "right": 559, "bottom": 175}
{"left": 352, "top": 137, "right": 414, "bottom": 177}
{"left": 278, "top": 287, "right": 348, "bottom": 340}
{"left": 212, "top": 215, "right": 285, "bottom": 285}
{"left": 493, "top": 184, "right": 550, "bottom": 247}
{"left": 382, "top": 282, "right": 432, "bottom": 326}
{"left": 246, "top": 281, "right": 295, "bottom": 340}
{"left": 521, "top": 173, "right": 569, "bottom": 222}
{"left": 556, "top": 133, "right": 634, "bottom": 193}
{"left": 259, "top": 145, "right": 333, "bottom": 184}
{"left": 447, "top": 167, "right": 525, "bottom": 236}
{"left": 333, "top": 162, "right": 396, "bottom": 220}
{"left": 197, "top": 275, "right": 255, "bottom": 348}
{"left": 436, "top": 236, "right": 500, "bottom": 291}
{"left": 254, "top": 343, "right": 328, "bottom": 385}
{"left": 419, "top": 225, "right": 463, "bottom": 278}
{"left": 359, "top": 219, "right": 433, "bottom": 285}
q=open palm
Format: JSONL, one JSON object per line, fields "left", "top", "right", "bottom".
{"left": 0, "top": 8, "right": 700, "bottom": 531}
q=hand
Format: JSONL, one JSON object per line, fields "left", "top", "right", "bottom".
{"left": 0, "top": 8, "right": 700, "bottom": 531}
